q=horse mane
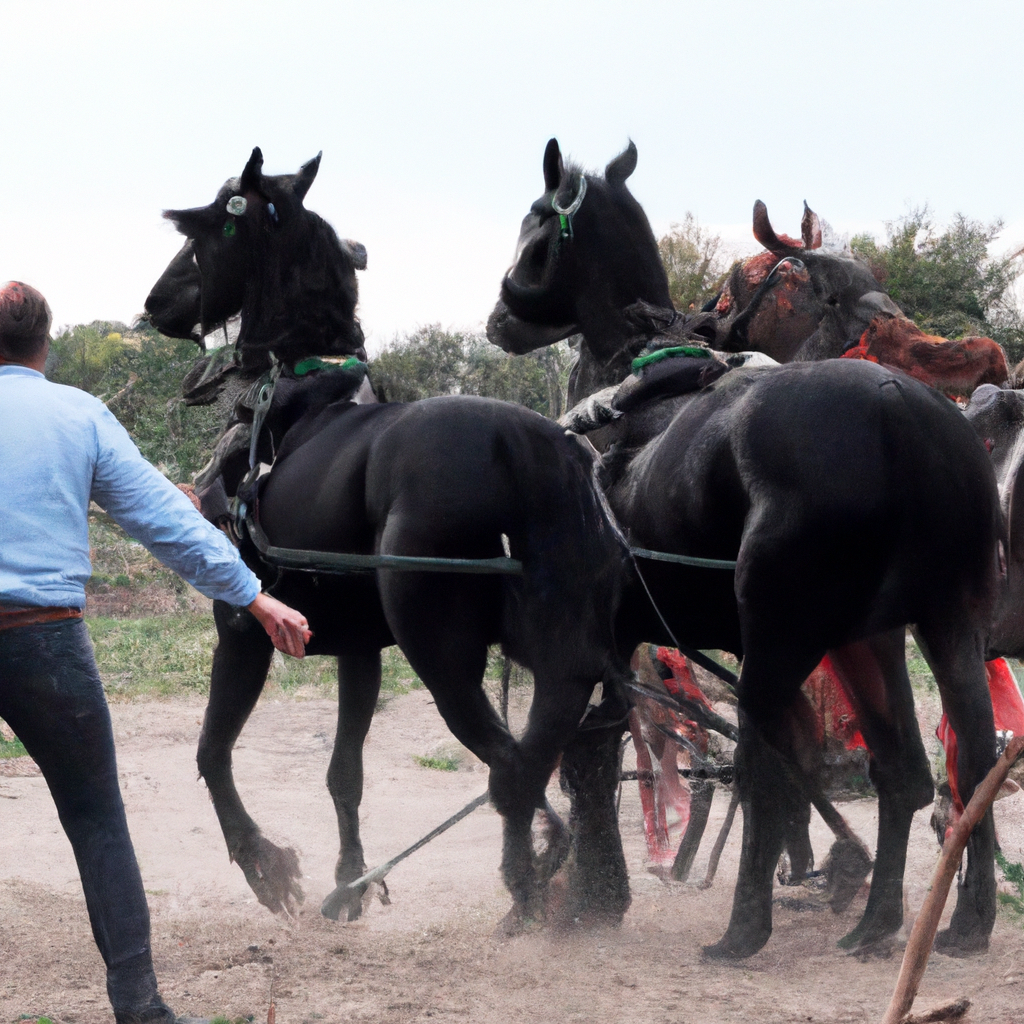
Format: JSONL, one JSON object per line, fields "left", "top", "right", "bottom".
{"left": 238, "top": 211, "right": 360, "bottom": 362}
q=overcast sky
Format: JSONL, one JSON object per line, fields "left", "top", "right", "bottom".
{"left": 3, "top": 0, "right": 1023, "bottom": 353}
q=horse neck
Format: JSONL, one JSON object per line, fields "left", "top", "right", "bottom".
{"left": 567, "top": 341, "right": 631, "bottom": 408}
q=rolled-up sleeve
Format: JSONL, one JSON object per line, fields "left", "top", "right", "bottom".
{"left": 90, "top": 405, "right": 261, "bottom": 607}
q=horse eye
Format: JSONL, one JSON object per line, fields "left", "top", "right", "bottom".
{"left": 223, "top": 220, "right": 236, "bottom": 238}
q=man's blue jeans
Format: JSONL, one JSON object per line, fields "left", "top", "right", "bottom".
{"left": 0, "top": 619, "right": 172, "bottom": 1021}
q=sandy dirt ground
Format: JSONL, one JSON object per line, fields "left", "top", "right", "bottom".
{"left": 2, "top": 685, "right": 1023, "bottom": 1024}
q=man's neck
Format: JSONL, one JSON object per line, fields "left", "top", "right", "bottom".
{"left": 0, "top": 348, "right": 48, "bottom": 373}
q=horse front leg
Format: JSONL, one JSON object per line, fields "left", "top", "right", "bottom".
{"left": 320, "top": 652, "right": 382, "bottom": 921}
{"left": 197, "top": 601, "right": 303, "bottom": 914}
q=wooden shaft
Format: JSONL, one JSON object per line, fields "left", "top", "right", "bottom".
{"left": 700, "top": 785, "right": 741, "bottom": 889}
{"left": 880, "top": 735, "right": 1024, "bottom": 1024}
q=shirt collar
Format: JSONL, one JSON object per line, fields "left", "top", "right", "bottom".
{"left": 0, "top": 365, "right": 45, "bottom": 379}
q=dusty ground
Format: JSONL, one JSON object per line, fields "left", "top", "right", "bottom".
{"left": 2, "top": 686, "right": 1023, "bottom": 1024}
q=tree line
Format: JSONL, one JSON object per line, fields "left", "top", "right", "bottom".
{"left": 46, "top": 206, "right": 1024, "bottom": 484}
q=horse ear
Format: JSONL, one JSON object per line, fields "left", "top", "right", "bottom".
{"left": 294, "top": 151, "right": 322, "bottom": 201}
{"left": 543, "top": 138, "right": 563, "bottom": 192}
{"left": 240, "top": 146, "right": 264, "bottom": 193}
{"left": 341, "top": 238, "right": 367, "bottom": 270}
{"left": 162, "top": 205, "right": 217, "bottom": 237}
{"left": 605, "top": 141, "right": 637, "bottom": 187}
{"left": 753, "top": 200, "right": 784, "bottom": 250}
{"left": 801, "top": 201, "right": 823, "bottom": 249}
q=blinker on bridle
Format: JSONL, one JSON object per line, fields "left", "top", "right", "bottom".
{"left": 223, "top": 195, "right": 247, "bottom": 237}
{"left": 551, "top": 174, "right": 587, "bottom": 240}
{"left": 223, "top": 194, "right": 279, "bottom": 235}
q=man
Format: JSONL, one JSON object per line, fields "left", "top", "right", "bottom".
{"left": 0, "top": 281, "right": 311, "bottom": 1024}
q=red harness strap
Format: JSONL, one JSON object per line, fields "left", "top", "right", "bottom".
{"left": 938, "top": 658, "right": 1024, "bottom": 813}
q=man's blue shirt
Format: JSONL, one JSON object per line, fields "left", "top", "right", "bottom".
{"left": 0, "top": 364, "right": 260, "bottom": 609}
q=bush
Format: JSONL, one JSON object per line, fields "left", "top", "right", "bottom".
{"left": 658, "top": 213, "right": 730, "bottom": 312}
{"left": 851, "top": 208, "right": 1024, "bottom": 364}
{"left": 370, "top": 325, "right": 572, "bottom": 419}
{"left": 47, "top": 322, "right": 223, "bottom": 482}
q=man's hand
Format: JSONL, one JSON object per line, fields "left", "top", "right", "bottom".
{"left": 247, "top": 592, "right": 313, "bottom": 658}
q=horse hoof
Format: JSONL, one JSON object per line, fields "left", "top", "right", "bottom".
{"left": 824, "top": 837, "right": 873, "bottom": 914}
{"left": 839, "top": 932, "right": 897, "bottom": 959}
{"left": 321, "top": 884, "right": 363, "bottom": 922}
{"left": 494, "top": 907, "right": 541, "bottom": 938}
{"left": 837, "top": 915, "right": 900, "bottom": 953}
{"left": 238, "top": 839, "right": 304, "bottom": 915}
{"left": 702, "top": 929, "right": 770, "bottom": 960}
{"left": 934, "top": 927, "right": 990, "bottom": 957}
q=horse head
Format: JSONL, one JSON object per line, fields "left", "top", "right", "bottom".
{"left": 717, "top": 201, "right": 900, "bottom": 361}
{"left": 488, "top": 138, "right": 672, "bottom": 380}
{"left": 145, "top": 147, "right": 368, "bottom": 367}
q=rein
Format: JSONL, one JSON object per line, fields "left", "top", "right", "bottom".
{"left": 243, "top": 510, "right": 525, "bottom": 576}
{"left": 243, "top": 508, "right": 737, "bottom": 579}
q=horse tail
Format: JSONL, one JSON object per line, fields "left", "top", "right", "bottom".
{"left": 494, "top": 419, "right": 628, "bottom": 683}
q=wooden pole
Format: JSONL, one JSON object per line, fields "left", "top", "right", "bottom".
{"left": 880, "top": 735, "right": 1024, "bottom": 1024}
{"left": 699, "top": 785, "right": 741, "bottom": 889}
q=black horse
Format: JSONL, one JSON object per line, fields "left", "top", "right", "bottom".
{"left": 487, "top": 139, "right": 1001, "bottom": 958}
{"left": 145, "top": 149, "right": 632, "bottom": 930}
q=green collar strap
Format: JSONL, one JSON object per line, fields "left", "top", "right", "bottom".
{"left": 292, "top": 355, "right": 367, "bottom": 377}
{"left": 631, "top": 345, "right": 712, "bottom": 375}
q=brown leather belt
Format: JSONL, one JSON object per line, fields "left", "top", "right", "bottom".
{"left": 0, "top": 606, "right": 84, "bottom": 631}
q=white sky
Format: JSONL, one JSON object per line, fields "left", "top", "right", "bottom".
{"left": 3, "top": 0, "right": 1024, "bottom": 353}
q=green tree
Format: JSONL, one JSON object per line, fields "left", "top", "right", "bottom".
{"left": 47, "top": 322, "right": 129, "bottom": 393}
{"left": 46, "top": 322, "right": 223, "bottom": 481}
{"left": 658, "top": 213, "right": 729, "bottom": 312}
{"left": 851, "top": 208, "right": 1024, "bottom": 364}
{"left": 369, "top": 325, "right": 572, "bottom": 418}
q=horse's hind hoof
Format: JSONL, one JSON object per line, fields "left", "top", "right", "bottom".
{"left": 837, "top": 911, "right": 901, "bottom": 953}
{"left": 824, "top": 836, "right": 873, "bottom": 914}
{"left": 533, "top": 804, "right": 570, "bottom": 884}
{"left": 934, "top": 927, "right": 990, "bottom": 957}
{"left": 494, "top": 906, "right": 542, "bottom": 938}
{"left": 702, "top": 928, "right": 771, "bottom": 960}
{"left": 844, "top": 933, "right": 897, "bottom": 960}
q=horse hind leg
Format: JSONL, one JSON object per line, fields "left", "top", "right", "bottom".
{"left": 197, "top": 601, "right": 303, "bottom": 914}
{"left": 321, "top": 652, "right": 383, "bottom": 922}
{"left": 428, "top": 662, "right": 554, "bottom": 931}
{"left": 528, "top": 663, "right": 630, "bottom": 929}
{"left": 915, "top": 622, "right": 997, "bottom": 955}
{"left": 826, "top": 630, "right": 933, "bottom": 951}
{"left": 380, "top": 590, "right": 546, "bottom": 930}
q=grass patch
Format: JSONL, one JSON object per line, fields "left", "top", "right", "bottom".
{"left": 997, "top": 850, "right": 1024, "bottom": 922}
{"left": 88, "top": 615, "right": 218, "bottom": 699}
{"left": 84, "top": 613, "right": 425, "bottom": 704}
{"left": 905, "top": 635, "right": 937, "bottom": 694}
{"left": 0, "top": 735, "right": 29, "bottom": 759}
{"left": 414, "top": 754, "right": 461, "bottom": 772}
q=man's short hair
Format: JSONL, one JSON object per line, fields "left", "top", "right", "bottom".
{"left": 0, "top": 282, "right": 52, "bottom": 360}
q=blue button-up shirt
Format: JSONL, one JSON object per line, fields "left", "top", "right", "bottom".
{"left": 0, "top": 364, "right": 260, "bottom": 610}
